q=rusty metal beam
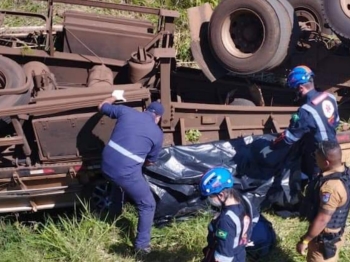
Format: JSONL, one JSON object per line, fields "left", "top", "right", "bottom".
{"left": 0, "top": 89, "right": 149, "bottom": 118}
{"left": 38, "top": 0, "right": 179, "bottom": 17}
{"left": 33, "top": 83, "right": 142, "bottom": 102}
{"left": 0, "top": 46, "right": 126, "bottom": 67}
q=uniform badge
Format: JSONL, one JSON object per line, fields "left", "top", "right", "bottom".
{"left": 291, "top": 113, "right": 300, "bottom": 122}
{"left": 322, "top": 192, "right": 331, "bottom": 203}
{"left": 322, "top": 100, "right": 335, "bottom": 118}
{"left": 216, "top": 229, "right": 228, "bottom": 240}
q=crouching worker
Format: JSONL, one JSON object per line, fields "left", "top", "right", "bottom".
{"left": 199, "top": 167, "right": 255, "bottom": 262}
{"left": 297, "top": 140, "right": 350, "bottom": 262}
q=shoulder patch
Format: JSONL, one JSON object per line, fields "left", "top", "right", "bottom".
{"left": 216, "top": 229, "right": 228, "bottom": 240}
{"left": 321, "top": 192, "right": 331, "bottom": 203}
{"left": 322, "top": 100, "right": 335, "bottom": 118}
{"left": 291, "top": 113, "right": 300, "bottom": 122}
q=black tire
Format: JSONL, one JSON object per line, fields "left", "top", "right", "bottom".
{"left": 265, "top": 0, "right": 294, "bottom": 70}
{"left": 288, "top": 0, "right": 333, "bottom": 35}
{"left": 321, "top": 0, "right": 350, "bottom": 40}
{"left": 0, "top": 56, "right": 31, "bottom": 126}
{"left": 0, "top": 56, "right": 31, "bottom": 108}
{"left": 230, "top": 98, "right": 256, "bottom": 106}
{"left": 208, "top": 0, "right": 281, "bottom": 74}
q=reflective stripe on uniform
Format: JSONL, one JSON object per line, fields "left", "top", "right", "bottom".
{"left": 226, "top": 210, "right": 242, "bottom": 248}
{"left": 285, "top": 130, "right": 299, "bottom": 142}
{"left": 301, "top": 104, "right": 328, "bottom": 140}
{"left": 107, "top": 140, "right": 145, "bottom": 163}
{"left": 242, "top": 195, "right": 258, "bottom": 224}
{"left": 214, "top": 251, "right": 234, "bottom": 262}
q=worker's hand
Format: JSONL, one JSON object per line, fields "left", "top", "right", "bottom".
{"left": 112, "top": 90, "right": 126, "bottom": 102}
{"left": 296, "top": 240, "right": 308, "bottom": 256}
{"left": 144, "top": 159, "right": 155, "bottom": 166}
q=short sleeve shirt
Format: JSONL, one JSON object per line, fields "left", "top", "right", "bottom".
{"left": 319, "top": 166, "right": 348, "bottom": 232}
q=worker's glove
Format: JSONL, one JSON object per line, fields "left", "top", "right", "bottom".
{"left": 112, "top": 90, "right": 126, "bottom": 102}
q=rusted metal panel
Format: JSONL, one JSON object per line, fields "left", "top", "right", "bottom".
{"left": 63, "top": 10, "right": 154, "bottom": 30}
{"left": 32, "top": 112, "right": 116, "bottom": 161}
{"left": 63, "top": 15, "right": 154, "bottom": 61}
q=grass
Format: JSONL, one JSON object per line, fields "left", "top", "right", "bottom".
{"left": 0, "top": 203, "right": 349, "bottom": 262}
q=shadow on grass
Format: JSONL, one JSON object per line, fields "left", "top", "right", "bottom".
{"left": 109, "top": 242, "right": 200, "bottom": 262}
{"left": 247, "top": 245, "right": 297, "bottom": 262}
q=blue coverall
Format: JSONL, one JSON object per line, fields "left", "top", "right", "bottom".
{"left": 272, "top": 89, "right": 340, "bottom": 178}
{"left": 204, "top": 204, "right": 252, "bottom": 262}
{"left": 100, "top": 104, "right": 163, "bottom": 250}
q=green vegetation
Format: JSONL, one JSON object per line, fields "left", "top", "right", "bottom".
{"left": 185, "top": 129, "right": 202, "bottom": 144}
{"left": 0, "top": 204, "right": 349, "bottom": 262}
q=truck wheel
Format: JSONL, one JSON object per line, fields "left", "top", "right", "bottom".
{"left": 288, "top": 0, "right": 332, "bottom": 35}
{"left": 0, "top": 56, "right": 31, "bottom": 126}
{"left": 230, "top": 98, "right": 256, "bottom": 106}
{"left": 322, "top": 0, "right": 350, "bottom": 40}
{"left": 208, "top": 0, "right": 282, "bottom": 74}
{"left": 265, "top": 0, "right": 295, "bottom": 70}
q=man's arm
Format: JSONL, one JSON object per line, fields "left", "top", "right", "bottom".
{"left": 302, "top": 211, "right": 332, "bottom": 242}
{"left": 271, "top": 109, "right": 312, "bottom": 149}
{"left": 144, "top": 133, "right": 164, "bottom": 166}
{"left": 98, "top": 96, "right": 128, "bottom": 119}
{"left": 98, "top": 96, "right": 117, "bottom": 112}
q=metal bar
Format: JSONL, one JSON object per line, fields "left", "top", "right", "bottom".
{"left": 11, "top": 117, "right": 32, "bottom": 157}
{"left": 0, "top": 136, "right": 23, "bottom": 147}
{"left": 0, "top": 89, "right": 149, "bottom": 117}
{"left": 33, "top": 83, "right": 142, "bottom": 102}
{"left": 172, "top": 102, "right": 298, "bottom": 112}
{"left": 0, "top": 25, "right": 62, "bottom": 35}
{"left": 225, "top": 117, "right": 234, "bottom": 139}
{"left": 179, "top": 118, "right": 186, "bottom": 145}
{"left": 0, "top": 46, "right": 126, "bottom": 67}
{"left": 160, "top": 58, "right": 172, "bottom": 128}
{"left": 47, "top": 0, "right": 54, "bottom": 56}
{"left": 0, "top": 10, "right": 48, "bottom": 22}
{"left": 38, "top": 0, "right": 179, "bottom": 17}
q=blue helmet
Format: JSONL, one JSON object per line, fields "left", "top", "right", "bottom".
{"left": 287, "top": 65, "right": 314, "bottom": 89}
{"left": 199, "top": 167, "right": 234, "bottom": 197}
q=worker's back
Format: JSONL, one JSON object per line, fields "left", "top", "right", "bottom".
{"left": 101, "top": 105, "right": 163, "bottom": 177}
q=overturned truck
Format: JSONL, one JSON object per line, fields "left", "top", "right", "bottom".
{"left": 0, "top": 0, "right": 350, "bottom": 220}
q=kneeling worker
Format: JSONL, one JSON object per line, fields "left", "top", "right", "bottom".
{"left": 200, "top": 167, "right": 255, "bottom": 262}
{"left": 297, "top": 140, "right": 350, "bottom": 262}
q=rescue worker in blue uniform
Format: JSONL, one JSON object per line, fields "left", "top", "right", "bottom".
{"left": 271, "top": 65, "right": 340, "bottom": 179}
{"left": 98, "top": 93, "right": 164, "bottom": 255}
{"left": 296, "top": 140, "right": 350, "bottom": 262}
{"left": 199, "top": 167, "right": 255, "bottom": 262}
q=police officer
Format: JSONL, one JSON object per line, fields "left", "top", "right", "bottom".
{"left": 296, "top": 140, "right": 350, "bottom": 262}
{"left": 271, "top": 65, "right": 340, "bottom": 179}
{"left": 98, "top": 93, "right": 164, "bottom": 254}
{"left": 199, "top": 167, "right": 255, "bottom": 262}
